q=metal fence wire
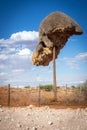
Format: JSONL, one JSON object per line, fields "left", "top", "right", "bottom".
{"left": 0, "top": 84, "right": 87, "bottom": 107}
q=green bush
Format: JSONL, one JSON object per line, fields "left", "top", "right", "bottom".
{"left": 24, "top": 86, "right": 30, "bottom": 88}
{"left": 44, "top": 84, "right": 53, "bottom": 91}
{"left": 71, "top": 85, "right": 76, "bottom": 89}
{"left": 39, "top": 84, "right": 53, "bottom": 91}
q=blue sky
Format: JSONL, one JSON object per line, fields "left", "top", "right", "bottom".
{"left": 0, "top": 0, "right": 87, "bottom": 87}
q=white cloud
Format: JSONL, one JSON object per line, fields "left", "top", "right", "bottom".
{"left": 0, "top": 30, "right": 86, "bottom": 87}
{"left": 0, "top": 54, "right": 8, "bottom": 60}
{"left": 59, "top": 52, "right": 87, "bottom": 69}
{"left": 18, "top": 48, "right": 32, "bottom": 56}
{"left": 0, "top": 31, "right": 37, "bottom": 86}
{"left": 0, "top": 38, "right": 14, "bottom": 45}
{"left": 12, "top": 69, "right": 25, "bottom": 73}
{"left": 0, "top": 30, "right": 37, "bottom": 71}
{"left": 10, "top": 31, "right": 38, "bottom": 41}
{"left": 0, "top": 72, "right": 7, "bottom": 77}
{"left": 58, "top": 57, "right": 78, "bottom": 69}
{"left": 0, "top": 31, "right": 38, "bottom": 49}
{"left": 0, "top": 65, "right": 5, "bottom": 69}
{"left": 75, "top": 52, "right": 87, "bottom": 61}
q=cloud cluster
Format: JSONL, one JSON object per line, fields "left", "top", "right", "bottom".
{"left": 59, "top": 52, "right": 87, "bottom": 69}
{"left": 10, "top": 31, "right": 38, "bottom": 41}
{"left": 0, "top": 31, "right": 38, "bottom": 56}
{"left": 0, "top": 31, "right": 38, "bottom": 86}
{"left": 76, "top": 52, "right": 87, "bottom": 61}
{"left": 0, "top": 30, "right": 87, "bottom": 87}
{"left": 0, "top": 30, "right": 38, "bottom": 55}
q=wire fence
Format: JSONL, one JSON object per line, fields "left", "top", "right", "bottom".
{"left": 0, "top": 84, "right": 87, "bottom": 107}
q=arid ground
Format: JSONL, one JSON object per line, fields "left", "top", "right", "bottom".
{"left": 0, "top": 106, "right": 87, "bottom": 130}
{"left": 0, "top": 86, "right": 87, "bottom": 130}
{"left": 0, "top": 86, "right": 87, "bottom": 108}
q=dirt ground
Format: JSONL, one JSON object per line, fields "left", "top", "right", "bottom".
{"left": 0, "top": 87, "right": 87, "bottom": 130}
{"left": 0, "top": 106, "right": 87, "bottom": 130}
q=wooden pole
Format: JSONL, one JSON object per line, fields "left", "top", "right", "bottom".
{"left": 53, "top": 46, "right": 57, "bottom": 101}
{"left": 66, "top": 84, "right": 68, "bottom": 95}
{"left": 38, "top": 85, "right": 41, "bottom": 107}
{"left": 8, "top": 84, "right": 10, "bottom": 107}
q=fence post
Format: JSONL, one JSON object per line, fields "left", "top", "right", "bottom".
{"left": 79, "top": 86, "right": 82, "bottom": 104}
{"left": 65, "top": 84, "right": 68, "bottom": 95}
{"left": 38, "top": 85, "right": 41, "bottom": 107}
{"left": 8, "top": 84, "right": 10, "bottom": 107}
{"left": 53, "top": 46, "right": 57, "bottom": 101}
{"left": 65, "top": 84, "right": 68, "bottom": 105}
{"left": 79, "top": 86, "right": 82, "bottom": 94}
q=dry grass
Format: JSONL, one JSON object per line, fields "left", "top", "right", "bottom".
{"left": 0, "top": 86, "right": 87, "bottom": 108}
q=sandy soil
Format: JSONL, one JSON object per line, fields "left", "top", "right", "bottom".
{"left": 0, "top": 106, "right": 87, "bottom": 130}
